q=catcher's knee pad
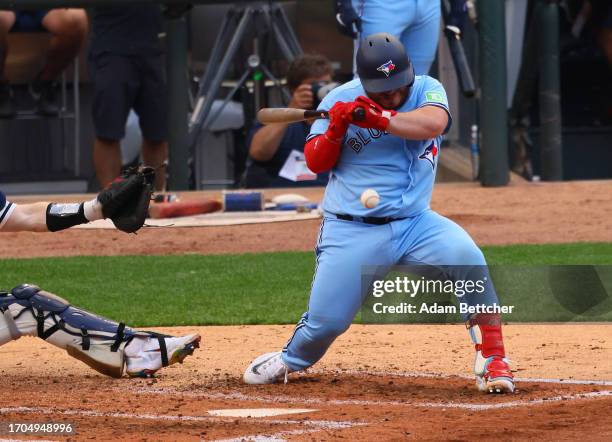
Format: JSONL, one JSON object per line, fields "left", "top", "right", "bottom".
{"left": 3, "top": 284, "right": 142, "bottom": 377}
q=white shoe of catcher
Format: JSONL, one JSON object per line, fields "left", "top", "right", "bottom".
{"left": 125, "top": 333, "right": 201, "bottom": 378}
{"left": 243, "top": 351, "right": 292, "bottom": 384}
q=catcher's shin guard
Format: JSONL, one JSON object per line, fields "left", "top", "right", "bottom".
{"left": 1, "top": 291, "right": 22, "bottom": 344}
{"left": 467, "top": 313, "right": 515, "bottom": 394}
{"left": 1, "top": 284, "right": 145, "bottom": 377}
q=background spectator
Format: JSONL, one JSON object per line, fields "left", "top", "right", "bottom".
{"left": 89, "top": 6, "right": 167, "bottom": 191}
{"left": 0, "top": 9, "right": 87, "bottom": 118}
{"left": 244, "top": 54, "right": 333, "bottom": 188}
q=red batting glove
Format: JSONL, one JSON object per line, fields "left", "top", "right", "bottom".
{"left": 350, "top": 95, "right": 397, "bottom": 131}
{"left": 307, "top": 101, "right": 367, "bottom": 173}
{"left": 324, "top": 101, "right": 352, "bottom": 143}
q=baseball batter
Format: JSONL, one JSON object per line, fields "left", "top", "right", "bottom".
{"left": 0, "top": 184, "right": 200, "bottom": 378}
{"left": 244, "top": 33, "right": 514, "bottom": 394}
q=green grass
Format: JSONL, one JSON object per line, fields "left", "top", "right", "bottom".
{"left": 0, "top": 253, "right": 315, "bottom": 326}
{"left": 1, "top": 243, "right": 611, "bottom": 326}
{"left": 481, "top": 242, "right": 612, "bottom": 265}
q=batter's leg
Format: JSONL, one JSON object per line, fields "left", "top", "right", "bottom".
{"left": 243, "top": 217, "right": 394, "bottom": 384}
{"left": 395, "top": 210, "right": 514, "bottom": 393}
{"left": 352, "top": 0, "right": 415, "bottom": 76}
{"left": 400, "top": 0, "right": 441, "bottom": 75}
{"left": 395, "top": 210, "right": 497, "bottom": 309}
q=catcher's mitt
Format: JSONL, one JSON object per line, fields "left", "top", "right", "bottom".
{"left": 97, "top": 166, "right": 155, "bottom": 233}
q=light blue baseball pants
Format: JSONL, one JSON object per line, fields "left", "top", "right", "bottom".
{"left": 353, "top": 0, "right": 441, "bottom": 75}
{"left": 282, "top": 210, "right": 499, "bottom": 371}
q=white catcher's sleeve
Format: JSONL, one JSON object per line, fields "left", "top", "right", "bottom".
{"left": 0, "top": 191, "right": 16, "bottom": 230}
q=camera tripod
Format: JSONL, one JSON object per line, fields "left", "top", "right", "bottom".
{"left": 188, "top": 1, "right": 303, "bottom": 151}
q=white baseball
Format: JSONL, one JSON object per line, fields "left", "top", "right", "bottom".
{"left": 360, "top": 189, "right": 380, "bottom": 209}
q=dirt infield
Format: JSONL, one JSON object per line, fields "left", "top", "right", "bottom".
{"left": 1, "top": 181, "right": 611, "bottom": 440}
{"left": 2, "top": 180, "right": 611, "bottom": 258}
{"left": 1, "top": 324, "right": 611, "bottom": 441}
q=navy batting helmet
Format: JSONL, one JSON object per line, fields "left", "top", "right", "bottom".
{"left": 356, "top": 33, "right": 415, "bottom": 93}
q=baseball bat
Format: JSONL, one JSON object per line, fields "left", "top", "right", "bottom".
{"left": 441, "top": 0, "right": 476, "bottom": 98}
{"left": 257, "top": 107, "right": 366, "bottom": 125}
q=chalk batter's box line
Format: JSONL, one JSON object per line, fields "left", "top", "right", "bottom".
{"left": 308, "top": 368, "right": 612, "bottom": 386}
{"left": 116, "top": 384, "right": 612, "bottom": 412}
{"left": 2, "top": 390, "right": 611, "bottom": 442}
{"left": 3, "top": 390, "right": 612, "bottom": 418}
{"left": 6, "top": 372, "right": 606, "bottom": 425}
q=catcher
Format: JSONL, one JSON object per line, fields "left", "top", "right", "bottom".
{"left": 0, "top": 167, "right": 200, "bottom": 378}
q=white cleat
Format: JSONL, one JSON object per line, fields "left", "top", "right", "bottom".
{"left": 125, "top": 334, "right": 201, "bottom": 378}
{"left": 243, "top": 351, "right": 291, "bottom": 385}
{"left": 476, "top": 374, "right": 515, "bottom": 394}
{"left": 487, "top": 379, "right": 515, "bottom": 394}
{"left": 474, "top": 353, "right": 515, "bottom": 394}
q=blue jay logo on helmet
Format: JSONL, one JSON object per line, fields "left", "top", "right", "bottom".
{"left": 356, "top": 33, "right": 415, "bottom": 94}
{"left": 376, "top": 60, "right": 396, "bottom": 78}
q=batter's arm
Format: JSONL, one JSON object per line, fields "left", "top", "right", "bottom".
{"left": 304, "top": 134, "right": 343, "bottom": 173}
{"left": 304, "top": 100, "right": 359, "bottom": 173}
{"left": 387, "top": 106, "right": 449, "bottom": 140}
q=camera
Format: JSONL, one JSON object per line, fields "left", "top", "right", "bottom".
{"left": 311, "top": 81, "right": 340, "bottom": 109}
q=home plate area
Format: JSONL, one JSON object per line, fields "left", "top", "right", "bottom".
{"left": 1, "top": 371, "right": 611, "bottom": 441}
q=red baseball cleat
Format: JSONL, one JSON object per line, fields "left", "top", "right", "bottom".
{"left": 474, "top": 353, "right": 515, "bottom": 394}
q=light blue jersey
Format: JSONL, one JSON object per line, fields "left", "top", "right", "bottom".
{"left": 309, "top": 76, "right": 451, "bottom": 219}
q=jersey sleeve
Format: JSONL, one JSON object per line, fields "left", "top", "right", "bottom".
{"left": 0, "top": 191, "right": 15, "bottom": 230}
{"left": 417, "top": 77, "right": 453, "bottom": 134}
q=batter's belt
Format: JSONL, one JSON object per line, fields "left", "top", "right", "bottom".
{"left": 334, "top": 213, "right": 406, "bottom": 225}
